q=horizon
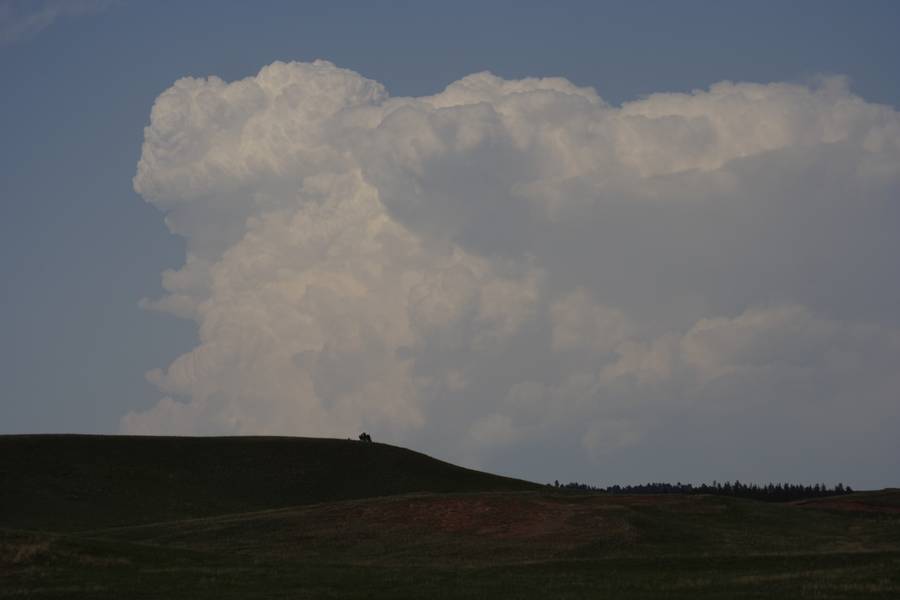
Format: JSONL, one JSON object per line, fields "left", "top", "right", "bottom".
{"left": 0, "top": 431, "right": 885, "bottom": 492}
{"left": 2, "top": 1, "right": 900, "bottom": 490}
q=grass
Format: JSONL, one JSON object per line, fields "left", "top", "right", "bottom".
{"left": 2, "top": 435, "right": 899, "bottom": 598}
{"left": 0, "top": 434, "right": 538, "bottom": 531}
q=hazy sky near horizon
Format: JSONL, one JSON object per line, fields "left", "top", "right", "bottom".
{"left": 2, "top": 0, "right": 900, "bottom": 488}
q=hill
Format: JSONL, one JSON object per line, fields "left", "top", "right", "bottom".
{"left": 0, "top": 434, "right": 539, "bottom": 531}
{"left": 89, "top": 489, "right": 900, "bottom": 564}
{"left": 2, "top": 434, "right": 899, "bottom": 598}
{"left": 4, "top": 489, "right": 900, "bottom": 599}
{"left": 794, "top": 488, "right": 900, "bottom": 513}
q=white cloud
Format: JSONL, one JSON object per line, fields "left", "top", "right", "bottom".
{"left": 125, "top": 60, "right": 900, "bottom": 485}
{"left": 550, "top": 289, "right": 631, "bottom": 354}
{"left": 0, "top": 0, "right": 113, "bottom": 45}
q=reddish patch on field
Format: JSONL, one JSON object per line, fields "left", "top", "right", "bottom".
{"left": 795, "top": 499, "right": 900, "bottom": 514}
{"left": 310, "top": 493, "right": 714, "bottom": 546}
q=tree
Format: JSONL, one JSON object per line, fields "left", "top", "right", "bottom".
{"left": 358, "top": 432, "right": 372, "bottom": 442}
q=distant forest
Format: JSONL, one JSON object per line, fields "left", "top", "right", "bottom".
{"left": 552, "top": 480, "right": 854, "bottom": 502}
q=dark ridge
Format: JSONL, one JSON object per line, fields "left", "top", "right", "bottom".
{"left": 0, "top": 434, "right": 539, "bottom": 531}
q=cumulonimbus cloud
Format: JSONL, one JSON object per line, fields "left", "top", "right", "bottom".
{"left": 125, "top": 60, "right": 900, "bottom": 484}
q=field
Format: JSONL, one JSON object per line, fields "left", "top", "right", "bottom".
{"left": 2, "top": 435, "right": 899, "bottom": 598}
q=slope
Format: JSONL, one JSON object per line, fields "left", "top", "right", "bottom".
{"left": 0, "top": 434, "right": 539, "bottom": 531}
{"left": 3, "top": 490, "right": 900, "bottom": 599}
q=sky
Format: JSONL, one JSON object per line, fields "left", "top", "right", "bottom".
{"left": 2, "top": 0, "right": 899, "bottom": 488}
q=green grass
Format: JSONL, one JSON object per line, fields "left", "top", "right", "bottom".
{"left": 2, "top": 435, "right": 899, "bottom": 598}
{"left": 0, "top": 434, "right": 538, "bottom": 531}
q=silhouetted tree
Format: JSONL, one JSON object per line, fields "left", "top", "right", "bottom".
{"left": 358, "top": 432, "right": 372, "bottom": 442}
{"left": 548, "top": 479, "right": 854, "bottom": 502}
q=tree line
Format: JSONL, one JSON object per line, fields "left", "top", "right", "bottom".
{"left": 549, "top": 480, "right": 854, "bottom": 502}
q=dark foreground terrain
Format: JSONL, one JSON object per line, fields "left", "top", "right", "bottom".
{"left": 1, "top": 435, "right": 899, "bottom": 599}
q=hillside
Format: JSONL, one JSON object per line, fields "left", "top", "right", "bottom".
{"left": 0, "top": 434, "right": 539, "bottom": 531}
{"left": 3, "top": 489, "right": 900, "bottom": 599}
{"left": 2, "top": 434, "right": 899, "bottom": 598}
{"left": 794, "top": 488, "right": 900, "bottom": 513}
{"left": 89, "top": 490, "right": 900, "bottom": 564}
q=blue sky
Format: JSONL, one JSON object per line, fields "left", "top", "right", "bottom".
{"left": 2, "top": 1, "right": 899, "bottom": 486}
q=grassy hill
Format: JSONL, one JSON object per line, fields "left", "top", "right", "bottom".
{"left": 0, "top": 434, "right": 539, "bottom": 531}
{"left": 90, "top": 490, "right": 900, "bottom": 564}
{"left": 2, "top": 435, "right": 899, "bottom": 599}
